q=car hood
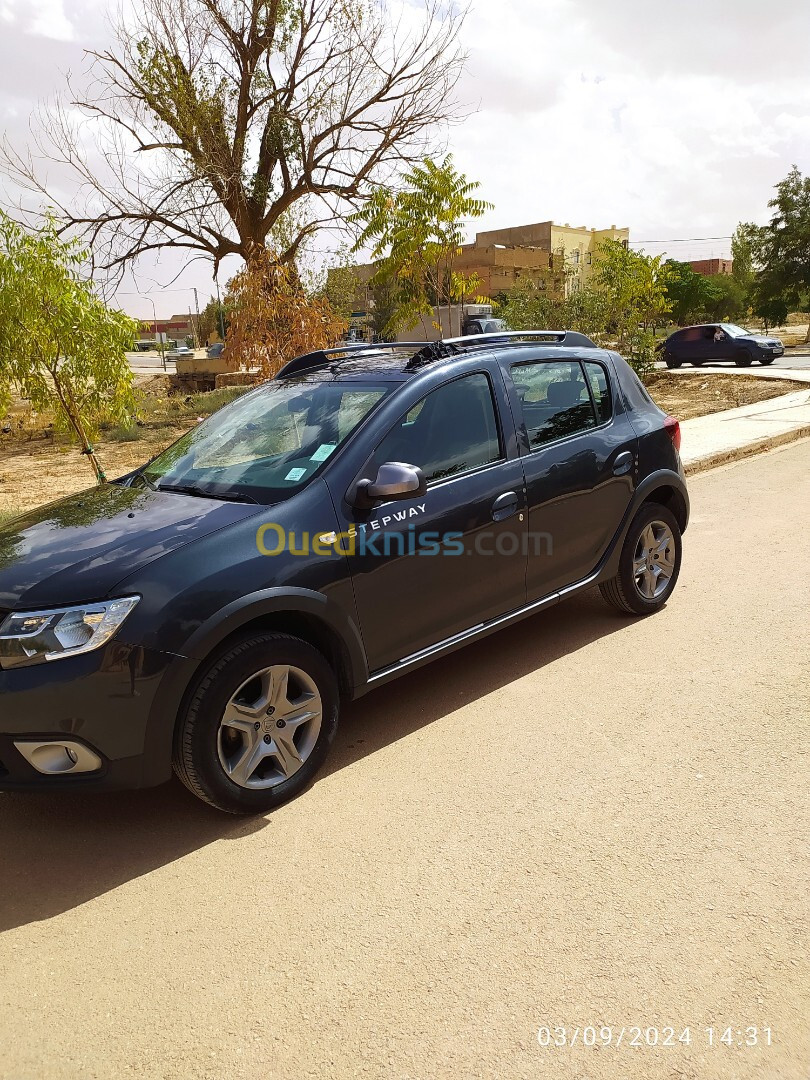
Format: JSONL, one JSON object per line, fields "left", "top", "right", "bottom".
{"left": 0, "top": 483, "right": 262, "bottom": 610}
{"left": 747, "top": 335, "right": 781, "bottom": 345}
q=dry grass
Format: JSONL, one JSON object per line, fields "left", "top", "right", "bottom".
{"left": 645, "top": 372, "right": 802, "bottom": 422}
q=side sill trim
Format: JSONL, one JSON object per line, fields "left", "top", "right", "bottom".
{"left": 367, "top": 566, "right": 602, "bottom": 686}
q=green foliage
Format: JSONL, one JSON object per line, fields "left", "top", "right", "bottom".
{"left": 351, "top": 155, "right": 493, "bottom": 338}
{"left": 323, "top": 249, "right": 361, "bottom": 320}
{"left": 0, "top": 212, "right": 137, "bottom": 482}
{"left": 498, "top": 240, "right": 671, "bottom": 378}
{"left": 745, "top": 167, "right": 810, "bottom": 334}
{"left": 664, "top": 260, "right": 747, "bottom": 324}
{"left": 197, "top": 297, "right": 228, "bottom": 342}
{"left": 591, "top": 240, "right": 673, "bottom": 376}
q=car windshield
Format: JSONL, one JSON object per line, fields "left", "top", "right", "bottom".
{"left": 720, "top": 323, "right": 751, "bottom": 338}
{"left": 139, "top": 377, "right": 391, "bottom": 503}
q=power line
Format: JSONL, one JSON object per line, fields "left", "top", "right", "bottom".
{"left": 629, "top": 235, "right": 732, "bottom": 244}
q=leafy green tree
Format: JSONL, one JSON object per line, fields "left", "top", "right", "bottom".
{"left": 351, "top": 156, "right": 493, "bottom": 338}
{"left": 0, "top": 212, "right": 137, "bottom": 483}
{"left": 664, "top": 260, "right": 715, "bottom": 324}
{"left": 591, "top": 240, "right": 673, "bottom": 374}
{"left": 749, "top": 167, "right": 810, "bottom": 338}
{"left": 197, "top": 297, "right": 228, "bottom": 343}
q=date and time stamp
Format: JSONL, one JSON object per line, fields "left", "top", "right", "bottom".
{"left": 537, "top": 1025, "right": 774, "bottom": 1051}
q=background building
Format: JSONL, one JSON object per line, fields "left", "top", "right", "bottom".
{"left": 688, "top": 258, "right": 733, "bottom": 276}
{"left": 341, "top": 221, "right": 631, "bottom": 336}
{"left": 136, "top": 314, "right": 196, "bottom": 349}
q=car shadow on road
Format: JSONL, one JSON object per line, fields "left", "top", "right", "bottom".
{"left": 0, "top": 588, "right": 629, "bottom": 932}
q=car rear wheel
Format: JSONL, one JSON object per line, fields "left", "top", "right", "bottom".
{"left": 664, "top": 352, "right": 682, "bottom": 369}
{"left": 173, "top": 633, "right": 339, "bottom": 814}
{"left": 734, "top": 349, "right": 753, "bottom": 367}
{"left": 599, "top": 502, "right": 682, "bottom": 616}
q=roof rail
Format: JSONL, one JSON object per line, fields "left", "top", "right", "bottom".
{"left": 275, "top": 341, "right": 428, "bottom": 379}
{"left": 443, "top": 329, "right": 598, "bottom": 348}
{"left": 275, "top": 329, "right": 599, "bottom": 380}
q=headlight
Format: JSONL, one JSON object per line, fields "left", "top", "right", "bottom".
{"left": 0, "top": 596, "right": 139, "bottom": 668}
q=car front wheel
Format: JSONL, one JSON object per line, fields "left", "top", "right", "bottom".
{"left": 734, "top": 349, "right": 753, "bottom": 367}
{"left": 664, "top": 352, "right": 682, "bottom": 369}
{"left": 173, "top": 633, "right": 339, "bottom": 814}
{"left": 759, "top": 355, "right": 775, "bottom": 365}
{"left": 599, "top": 502, "right": 682, "bottom": 616}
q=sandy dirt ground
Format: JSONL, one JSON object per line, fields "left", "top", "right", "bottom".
{"left": 0, "top": 441, "right": 808, "bottom": 1080}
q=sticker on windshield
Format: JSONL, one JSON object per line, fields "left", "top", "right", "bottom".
{"left": 311, "top": 443, "right": 336, "bottom": 463}
{"left": 284, "top": 467, "right": 307, "bottom": 482}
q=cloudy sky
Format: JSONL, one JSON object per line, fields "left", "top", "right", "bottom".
{"left": 1, "top": 0, "right": 809, "bottom": 318}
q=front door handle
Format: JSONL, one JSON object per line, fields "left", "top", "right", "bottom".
{"left": 492, "top": 491, "right": 519, "bottom": 522}
{"left": 613, "top": 451, "right": 634, "bottom": 477}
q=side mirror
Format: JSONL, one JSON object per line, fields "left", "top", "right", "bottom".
{"left": 351, "top": 462, "right": 427, "bottom": 509}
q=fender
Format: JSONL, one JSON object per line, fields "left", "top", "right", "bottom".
{"left": 138, "top": 588, "right": 369, "bottom": 787}
{"left": 596, "top": 468, "right": 690, "bottom": 583}
{"left": 181, "top": 586, "right": 368, "bottom": 688}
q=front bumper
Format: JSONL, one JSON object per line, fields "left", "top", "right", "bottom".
{"left": 0, "top": 641, "right": 198, "bottom": 791}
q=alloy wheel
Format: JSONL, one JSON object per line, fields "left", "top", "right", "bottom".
{"left": 632, "top": 520, "right": 676, "bottom": 600}
{"left": 217, "top": 665, "right": 323, "bottom": 789}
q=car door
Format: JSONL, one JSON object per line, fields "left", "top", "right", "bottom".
{"left": 507, "top": 356, "right": 638, "bottom": 600}
{"left": 324, "top": 368, "right": 528, "bottom": 673}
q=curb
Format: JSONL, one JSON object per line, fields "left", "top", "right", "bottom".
{"left": 683, "top": 426, "right": 810, "bottom": 476}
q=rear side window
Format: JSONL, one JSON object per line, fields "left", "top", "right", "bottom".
{"left": 371, "top": 373, "right": 502, "bottom": 484}
{"left": 511, "top": 359, "right": 596, "bottom": 449}
{"left": 583, "top": 361, "right": 612, "bottom": 423}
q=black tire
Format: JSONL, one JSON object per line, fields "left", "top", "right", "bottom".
{"left": 691, "top": 358, "right": 705, "bottom": 367}
{"left": 734, "top": 349, "right": 753, "bottom": 367}
{"left": 599, "top": 502, "right": 682, "bottom": 616}
{"left": 173, "top": 633, "right": 339, "bottom": 814}
{"left": 759, "top": 356, "right": 775, "bottom": 365}
{"left": 664, "top": 352, "right": 682, "bottom": 369}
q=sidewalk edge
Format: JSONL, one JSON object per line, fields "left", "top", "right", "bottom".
{"left": 684, "top": 426, "right": 810, "bottom": 476}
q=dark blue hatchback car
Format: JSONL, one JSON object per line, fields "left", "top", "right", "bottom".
{"left": 662, "top": 323, "right": 784, "bottom": 368}
{"left": 0, "top": 332, "right": 688, "bottom": 812}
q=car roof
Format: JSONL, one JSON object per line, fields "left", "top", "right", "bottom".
{"left": 275, "top": 332, "right": 608, "bottom": 384}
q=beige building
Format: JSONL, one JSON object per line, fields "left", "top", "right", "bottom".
{"left": 463, "top": 221, "right": 630, "bottom": 298}
{"left": 340, "top": 220, "right": 630, "bottom": 333}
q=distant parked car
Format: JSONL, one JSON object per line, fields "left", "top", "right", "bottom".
{"left": 166, "top": 345, "right": 194, "bottom": 361}
{"left": 462, "top": 316, "right": 506, "bottom": 336}
{"left": 206, "top": 342, "right": 225, "bottom": 359}
{"left": 661, "top": 324, "right": 784, "bottom": 368}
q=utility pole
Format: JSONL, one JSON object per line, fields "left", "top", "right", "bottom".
{"left": 215, "top": 276, "right": 226, "bottom": 340}
{"left": 192, "top": 287, "right": 201, "bottom": 349}
{"left": 146, "top": 296, "right": 166, "bottom": 371}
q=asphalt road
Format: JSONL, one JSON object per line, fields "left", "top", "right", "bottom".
{"left": 653, "top": 350, "right": 810, "bottom": 373}
{"left": 1, "top": 441, "right": 808, "bottom": 1080}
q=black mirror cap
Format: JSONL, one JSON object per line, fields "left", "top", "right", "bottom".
{"left": 350, "top": 462, "right": 427, "bottom": 509}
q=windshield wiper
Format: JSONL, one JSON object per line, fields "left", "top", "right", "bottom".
{"left": 157, "top": 483, "right": 259, "bottom": 504}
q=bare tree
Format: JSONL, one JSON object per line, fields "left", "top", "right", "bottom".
{"left": 1, "top": 0, "right": 465, "bottom": 283}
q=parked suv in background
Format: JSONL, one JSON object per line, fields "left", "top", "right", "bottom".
{"left": 0, "top": 331, "right": 688, "bottom": 813}
{"left": 662, "top": 323, "right": 784, "bottom": 367}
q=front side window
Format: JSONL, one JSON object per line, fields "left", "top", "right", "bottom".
{"left": 720, "top": 323, "right": 750, "bottom": 338}
{"left": 371, "top": 373, "right": 501, "bottom": 484}
{"left": 511, "top": 359, "right": 597, "bottom": 449}
{"left": 140, "top": 379, "right": 391, "bottom": 502}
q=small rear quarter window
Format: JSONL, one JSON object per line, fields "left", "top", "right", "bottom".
{"left": 584, "top": 361, "right": 612, "bottom": 423}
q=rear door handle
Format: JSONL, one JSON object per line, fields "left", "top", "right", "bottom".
{"left": 492, "top": 491, "right": 519, "bottom": 521}
{"left": 613, "top": 451, "right": 634, "bottom": 476}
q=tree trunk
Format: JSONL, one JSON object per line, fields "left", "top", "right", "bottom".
{"left": 53, "top": 373, "right": 107, "bottom": 484}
